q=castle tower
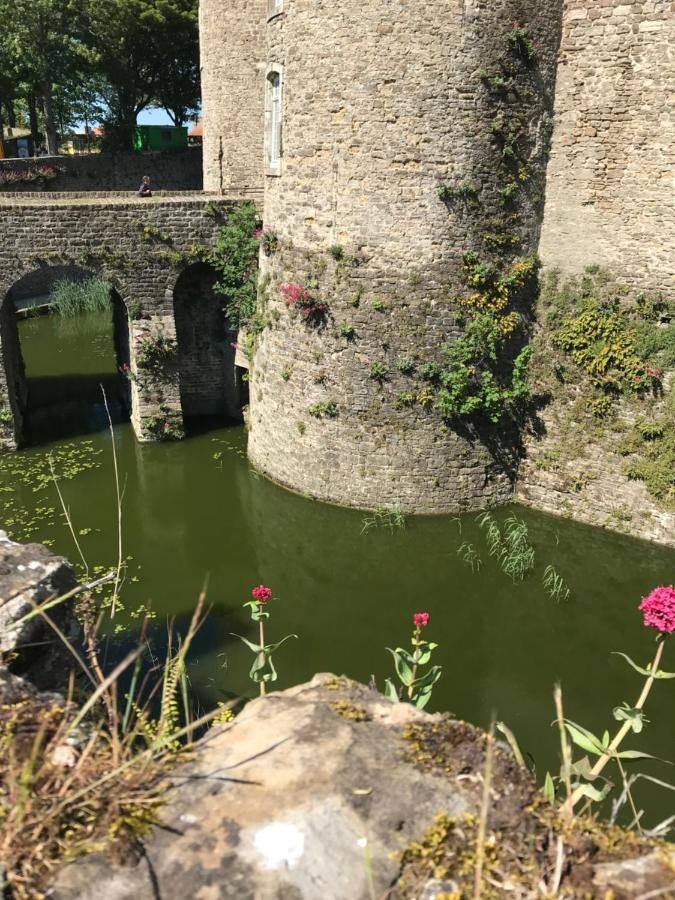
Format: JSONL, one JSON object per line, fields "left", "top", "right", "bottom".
{"left": 199, "top": 0, "right": 266, "bottom": 195}
{"left": 202, "top": 0, "right": 564, "bottom": 513}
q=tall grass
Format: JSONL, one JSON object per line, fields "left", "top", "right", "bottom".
{"left": 1, "top": 584, "right": 223, "bottom": 897}
{"left": 476, "top": 511, "right": 535, "bottom": 582}
{"left": 49, "top": 278, "right": 111, "bottom": 317}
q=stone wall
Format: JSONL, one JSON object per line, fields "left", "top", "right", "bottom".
{"left": 243, "top": 0, "right": 563, "bottom": 513}
{"left": 517, "top": 419, "right": 675, "bottom": 549}
{"left": 0, "top": 149, "right": 203, "bottom": 194}
{"left": 539, "top": 0, "right": 674, "bottom": 290}
{"left": 0, "top": 195, "right": 239, "bottom": 448}
{"left": 199, "top": 0, "right": 266, "bottom": 194}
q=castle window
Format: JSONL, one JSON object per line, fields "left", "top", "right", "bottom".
{"left": 267, "top": 0, "right": 283, "bottom": 17}
{"left": 265, "top": 66, "right": 283, "bottom": 175}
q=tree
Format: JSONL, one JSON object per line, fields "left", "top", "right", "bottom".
{"left": 0, "top": 0, "right": 85, "bottom": 154}
{"left": 82, "top": 0, "right": 199, "bottom": 149}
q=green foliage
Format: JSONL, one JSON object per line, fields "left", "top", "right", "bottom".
{"left": 396, "top": 392, "right": 417, "bottom": 410}
{"left": 49, "top": 278, "right": 111, "bottom": 317}
{"left": 434, "top": 316, "right": 533, "bottom": 423}
{"left": 437, "top": 182, "right": 479, "bottom": 205}
{"left": 477, "top": 511, "right": 535, "bottom": 582}
{"left": 622, "top": 416, "right": 675, "bottom": 510}
{"left": 553, "top": 300, "right": 643, "bottom": 393}
{"left": 328, "top": 244, "right": 344, "bottom": 261}
{"left": 369, "top": 361, "right": 388, "bottom": 383}
{"left": 371, "top": 299, "right": 386, "bottom": 312}
{"left": 144, "top": 407, "right": 183, "bottom": 441}
{"left": 543, "top": 565, "right": 570, "bottom": 602}
{"left": 136, "top": 331, "right": 177, "bottom": 369}
{"left": 338, "top": 323, "right": 356, "bottom": 339}
{"left": 308, "top": 401, "right": 338, "bottom": 419}
{"left": 361, "top": 506, "right": 406, "bottom": 534}
{"left": 507, "top": 24, "right": 538, "bottom": 65}
{"left": 397, "top": 357, "right": 415, "bottom": 375}
{"left": 212, "top": 203, "right": 261, "bottom": 331}
{"left": 384, "top": 620, "right": 442, "bottom": 710}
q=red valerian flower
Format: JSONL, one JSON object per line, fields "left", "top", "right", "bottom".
{"left": 413, "top": 612, "right": 430, "bottom": 628}
{"left": 639, "top": 586, "right": 675, "bottom": 633}
{"left": 252, "top": 584, "right": 273, "bottom": 603}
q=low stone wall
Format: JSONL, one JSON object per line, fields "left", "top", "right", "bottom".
{"left": 0, "top": 149, "right": 203, "bottom": 194}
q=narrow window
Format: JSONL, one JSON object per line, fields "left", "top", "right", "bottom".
{"left": 267, "top": 0, "right": 283, "bottom": 17}
{"left": 266, "top": 68, "right": 283, "bottom": 174}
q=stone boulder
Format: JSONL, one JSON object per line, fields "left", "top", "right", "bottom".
{"left": 53, "top": 675, "right": 675, "bottom": 900}
{"left": 0, "top": 531, "right": 77, "bottom": 679}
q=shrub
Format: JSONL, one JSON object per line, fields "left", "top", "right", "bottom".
{"left": 212, "top": 203, "right": 261, "bottom": 330}
{"left": 282, "top": 283, "right": 328, "bottom": 324}
{"left": 136, "top": 332, "right": 177, "bottom": 369}
{"left": 308, "top": 401, "right": 338, "bottom": 418}
{"left": 397, "top": 357, "right": 415, "bottom": 375}
{"left": 0, "top": 164, "right": 58, "bottom": 188}
{"left": 369, "top": 362, "right": 388, "bottom": 383}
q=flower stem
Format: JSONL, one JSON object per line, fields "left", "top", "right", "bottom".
{"left": 408, "top": 627, "right": 420, "bottom": 699}
{"left": 259, "top": 619, "right": 266, "bottom": 697}
{"left": 566, "top": 638, "right": 665, "bottom": 813}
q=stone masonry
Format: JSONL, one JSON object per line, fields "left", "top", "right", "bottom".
{"left": 0, "top": 194, "right": 243, "bottom": 448}
{"left": 539, "top": 0, "right": 675, "bottom": 290}
{"left": 201, "top": 0, "right": 565, "bottom": 514}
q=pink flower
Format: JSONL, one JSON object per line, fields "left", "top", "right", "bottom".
{"left": 252, "top": 584, "right": 273, "bottom": 603}
{"left": 413, "top": 612, "right": 430, "bottom": 629}
{"left": 639, "top": 586, "right": 675, "bottom": 633}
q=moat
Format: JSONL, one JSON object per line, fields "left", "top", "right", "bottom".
{"left": 3, "top": 308, "right": 675, "bottom": 824}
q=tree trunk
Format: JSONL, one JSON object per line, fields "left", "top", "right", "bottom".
{"left": 40, "top": 81, "right": 59, "bottom": 155}
{"left": 6, "top": 99, "right": 16, "bottom": 129}
{"left": 28, "top": 90, "right": 40, "bottom": 153}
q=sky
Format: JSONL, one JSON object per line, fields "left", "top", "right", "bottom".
{"left": 137, "top": 107, "right": 176, "bottom": 126}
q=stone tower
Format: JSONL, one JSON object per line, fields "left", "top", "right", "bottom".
{"left": 200, "top": 0, "right": 567, "bottom": 513}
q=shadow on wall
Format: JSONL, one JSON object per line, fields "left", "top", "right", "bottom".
{"left": 172, "top": 262, "right": 249, "bottom": 430}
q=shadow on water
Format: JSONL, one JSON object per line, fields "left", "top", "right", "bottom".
{"left": 24, "top": 373, "right": 129, "bottom": 444}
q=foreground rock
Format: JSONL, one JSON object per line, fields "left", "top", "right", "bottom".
{"left": 0, "top": 532, "right": 77, "bottom": 687}
{"left": 54, "top": 675, "right": 675, "bottom": 900}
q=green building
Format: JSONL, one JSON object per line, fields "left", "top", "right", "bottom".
{"left": 133, "top": 125, "right": 188, "bottom": 152}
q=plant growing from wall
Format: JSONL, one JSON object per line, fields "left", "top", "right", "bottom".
{"left": 281, "top": 283, "right": 328, "bottom": 325}
{"left": 212, "top": 202, "right": 261, "bottom": 330}
{"left": 144, "top": 407, "right": 183, "bottom": 441}
{"left": 136, "top": 332, "right": 177, "bottom": 370}
{"left": 369, "top": 361, "right": 388, "bottom": 383}
{"left": 0, "top": 164, "right": 59, "bottom": 188}
{"left": 308, "top": 401, "right": 338, "bottom": 419}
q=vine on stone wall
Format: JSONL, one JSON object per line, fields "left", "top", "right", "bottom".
{"left": 428, "top": 23, "right": 546, "bottom": 426}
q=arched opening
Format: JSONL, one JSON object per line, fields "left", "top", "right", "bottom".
{"left": 172, "top": 262, "right": 248, "bottom": 431}
{"left": 0, "top": 266, "right": 132, "bottom": 446}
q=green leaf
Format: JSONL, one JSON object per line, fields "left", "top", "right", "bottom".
{"left": 410, "top": 666, "right": 443, "bottom": 709}
{"left": 563, "top": 719, "right": 605, "bottom": 757}
{"left": 614, "top": 749, "right": 666, "bottom": 762}
{"left": 384, "top": 678, "right": 400, "bottom": 703}
{"left": 386, "top": 647, "right": 414, "bottom": 686}
{"left": 264, "top": 634, "right": 298, "bottom": 656}
{"left": 613, "top": 652, "right": 675, "bottom": 680}
{"left": 231, "top": 632, "right": 261, "bottom": 654}
{"left": 574, "top": 781, "right": 612, "bottom": 803}
{"left": 244, "top": 600, "right": 270, "bottom": 622}
{"left": 613, "top": 704, "right": 647, "bottom": 734}
{"left": 543, "top": 771, "right": 556, "bottom": 803}
{"left": 413, "top": 641, "right": 438, "bottom": 666}
{"left": 249, "top": 650, "right": 277, "bottom": 684}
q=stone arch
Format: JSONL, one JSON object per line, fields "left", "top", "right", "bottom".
{"left": 170, "top": 262, "right": 247, "bottom": 426}
{"left": 0, "top": 264, "right": 133, "bottom": 447}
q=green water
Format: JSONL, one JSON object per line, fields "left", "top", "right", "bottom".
{"left": 4, "top": 310, "right": 675, "bottom": 828}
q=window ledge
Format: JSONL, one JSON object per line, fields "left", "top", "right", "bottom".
{"left": 265, "top": 165, "right": 282, "bottom": 177}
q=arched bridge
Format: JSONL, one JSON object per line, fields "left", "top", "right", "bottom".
{"left": 0, "top": 191, "right": 256, "bottom": 449}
